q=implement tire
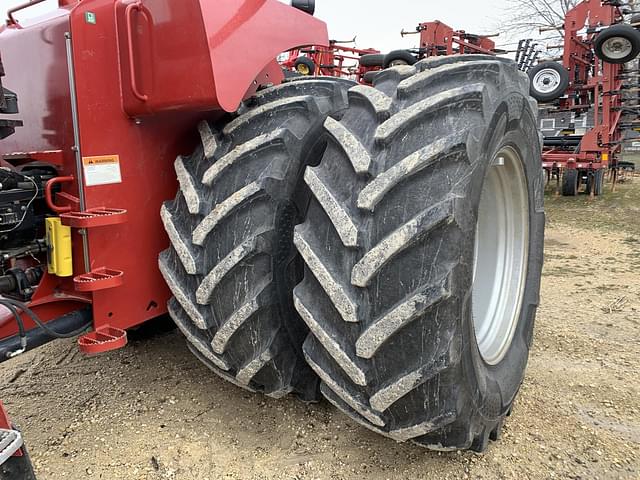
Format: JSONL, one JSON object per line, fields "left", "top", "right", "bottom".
{"left": 159, "top": 77, "right": 351, "bottom": 400}
{"left": 294, "top": 56, "right": 545, "bottom": 451}
{"left": 562, "top": 168, "right": 579, "bottom": 196}
{"left": 360, "top": 54, "right": 385, "bottom": 67}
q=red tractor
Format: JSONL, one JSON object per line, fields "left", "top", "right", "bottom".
{"left": 0, "top": 0, "right": 544, "bottom": 473}
{"left": 528, "top": 0, "right": 640, "bottom": 196}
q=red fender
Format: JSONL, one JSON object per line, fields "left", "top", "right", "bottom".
{"left": 203, "top": 0, "right": 329, "bottom": 112}
{"left": 110, "top": 0, "right": 328, "bottom": 116}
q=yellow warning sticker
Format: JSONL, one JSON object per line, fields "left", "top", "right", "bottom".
{"left": 82, "top": 155, "right": 122, "bottom": 187}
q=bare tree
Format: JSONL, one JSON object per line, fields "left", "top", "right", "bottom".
{"left": 500, "top": 0, "right": 580, "bottom": 39}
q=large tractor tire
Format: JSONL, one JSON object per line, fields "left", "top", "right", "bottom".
{"left": 294, "top": 57, "right": 545, "bottom": 451}
{"left": 159, "top": 78, "right": 351, "bottom": 400}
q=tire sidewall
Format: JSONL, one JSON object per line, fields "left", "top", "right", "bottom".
{"left": 360, "top": 54, "right": 385, "bottom": 67}
{"left": 458, "top": 91, "right": 544, "bottom": 425}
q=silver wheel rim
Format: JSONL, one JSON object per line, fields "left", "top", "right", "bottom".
{"left": 389, "top": 59, "right": 409, "bottom": 67}
{"left": 601, "top": 36, "right": 633, "bottom": 60}
{"left": 532, "top": 68, "right": 562, "bottom": 95}
{"left": 472, "top": 147, "right": 529, "bottom": 365}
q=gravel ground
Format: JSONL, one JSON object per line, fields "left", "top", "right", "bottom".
{"left": 1, "top": 181, "right": 639, "bottom": 480}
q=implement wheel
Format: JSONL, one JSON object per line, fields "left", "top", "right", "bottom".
{"left": 594, "top": 24, "right": 640, "bottom": 64}
{"left": 360, "top": 54, "right": 385, "bottom": 67}
{"left": 159, "top": 78, "right": 351, "bottom": 400}
{"left": 562, "top": 168, "right": 579, "bottom": 196}
{"left": 383, "top": 50, "right": 418, "bottom": 68}
{"left": 528, "top": 61, "right": 569, "bottom": 103}
{"left": 294, "top": 56, "right": 316, "bottom": 75}
{"left": 294, "top": 57, "right": 545, "bottom": 451}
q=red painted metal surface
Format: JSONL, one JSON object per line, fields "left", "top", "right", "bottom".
{"left": 403, "top": 21, "right": 498, "bottom": 57}
{"left": 45, "top": 176, "right": 75, "bottom": 213}
{"left": 60, "top": 207, "right": 128, "bottom": 228}
{"left": 282, "top": 43, "right": 381, "bottom": 83}
{"left": 0, "top": 402, "right": 23, "bottom": 457}
{"left": 73, "top": 267, "right": 124, "bottom": 292}
{"left": 541, "top": 1, "right": 625, "bottom": 173}
{"left": 0, "top": 0, "right": 330, "bottom": 348}
{"left": 78, "top": 326, "right": 127, "bottom": 354}
{"left": 116, "top": 0, "right": 328, "bottom": 116}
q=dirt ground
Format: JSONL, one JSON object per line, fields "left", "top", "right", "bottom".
{"left": 2, "top": 178, "right": 640, "bottom": 480}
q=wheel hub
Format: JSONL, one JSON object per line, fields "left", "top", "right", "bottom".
{"left": 532, "top": 68, "right": 561, "bottom": 94}
{"left": 472, "top": 147, "right": 529, "bottom": 365}
{"left": 297, "top": 64, "right": 311, "bottom": 75}
{"left": 602, "top": 36, "right": 633, "bottom": 60}
{"left": 389, "top": 59, "right": 410, "bottom": 67}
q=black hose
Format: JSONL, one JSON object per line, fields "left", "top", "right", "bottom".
{"left": 0, "top": 298, "right": 91, "bottom": 339}
{"left": 0, "top": 308, "right": 92, "bottom": 362}
{"left": 0, "top": 300, "right": 25, "bottom": 340}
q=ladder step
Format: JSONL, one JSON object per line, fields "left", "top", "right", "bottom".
{"left": 60, "top": 208, "right": 127, "bottom": 228}
{"left": 74, "top": 267, "right": 124, "bottom": 292}
{"left": 0, "top": 428, "right": 23, "bottom": 466}
{"left": 78, "top": 326, "right": 128, "bottom": 355}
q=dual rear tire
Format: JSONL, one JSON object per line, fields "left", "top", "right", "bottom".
{"left": 160, "top": 58, "right": 544, "bottom": 451}
{"left": 159, "top": 78, "right": 351, "bottom": 400}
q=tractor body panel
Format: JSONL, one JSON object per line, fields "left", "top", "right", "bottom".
{"left": 0, "top": 10, "right": 74, "bottom": 160}
{"left": 116, "top": 0, "right": 328, "bottom": 115}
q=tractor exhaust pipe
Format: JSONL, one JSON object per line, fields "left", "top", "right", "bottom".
{"left": 291, "top": 0, "right": 315, "bottom": 16}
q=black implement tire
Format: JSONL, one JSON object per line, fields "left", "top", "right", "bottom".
{"left": 594, "top": 24, "right": 640, "bottom": 64}
{"left": 585, "top": 170, "right": 604, "bottom": 196}
{"left": 632, "top": 14, "right": 640, "bottom": 28}
{"left": 562, "top": 168, "right": 579, "bottom": 196}
{"left": 528, "top": 61, "right": 569, "bottom": 103}
{"left": 383, "top": 50, "right": 418, "bottom": 68}
{"left": 294, "top": 59, "right": 545, "bottom": 451}
{"left": 159, "top": 78, "right": 351, "bottom": 400}
{"left": 362, "top": 70, "right": 379, "bottom": 84}
{"left": 360, "top": 54, "right": 385, "bottom": 67}
{"left": 294, "top": 56, "right": 316, "bottom": 75}
{"left": 594, "top": 169, "right": 605, "bottom": 196}
{"left": 586, "top": 171, "right": 595, "bottom": 196}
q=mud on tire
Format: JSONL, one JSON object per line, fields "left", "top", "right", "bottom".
{"left": 294, "top": 56, "right": 545, "bottom": 450}
{"left": 159, "top": 78, "right": 351, "bottom": 400}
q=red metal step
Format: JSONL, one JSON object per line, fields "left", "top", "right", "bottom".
{"left": 78, "top": 326, "right": 128, "bottom": 355}
{"left": 73, "top": 267, "right": 124, "bottom": 292}
{"left": 60, "top": 208, "right": 127, "bottom": 228}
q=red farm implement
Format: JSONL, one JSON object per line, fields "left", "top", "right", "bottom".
{"left": 0, "top": 0, "right": 545, "bottom": 470}
{"left": 280, "top": 40, "right": 382, "bottom": 83}
{"left": 527, "top": 0, "right": 640, "bottom": 196}
{"left": 399, "top": 20, "right": 503, "bottom": 58}
{"left": 281, "top": 20, "right": 505, "bottom": 85}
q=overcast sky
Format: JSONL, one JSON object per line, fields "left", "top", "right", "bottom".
{"left": 5, "top": 0, "right": 516, "bottom": 52}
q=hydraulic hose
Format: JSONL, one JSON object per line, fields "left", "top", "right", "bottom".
{"left": 0, "top": 298, "right": 91, "bottom": 339}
